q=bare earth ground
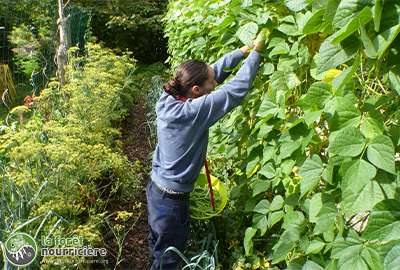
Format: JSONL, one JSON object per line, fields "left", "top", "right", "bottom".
{"left": 120, "top": 96, "right": 152, "bottom": 270}
{"left": 103, "top": 95, "right": 152, "bottom": 270}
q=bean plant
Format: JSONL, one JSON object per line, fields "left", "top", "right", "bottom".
{"left": 164, "top": 0, "right": 400, "bottom": 269}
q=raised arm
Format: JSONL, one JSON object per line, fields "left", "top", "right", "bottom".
{"left": 188, "top": 50, "right": 261, "bottom": 128}
{"left": 211, "top": 48, "right": 245, "bottom": 84}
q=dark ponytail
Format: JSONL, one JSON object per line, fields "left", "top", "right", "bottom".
{"left": 163, "top": 60, "right": 209, "bottom": 97}
{"left": 163, "top": 77, "right": 183, "bottom": 96}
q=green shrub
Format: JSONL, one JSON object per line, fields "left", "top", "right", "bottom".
{"left": 0, "top": 42, "right": 141, "bottom": 268}
{"left": 164, "top": 1, "right": 400, "bottom": 269}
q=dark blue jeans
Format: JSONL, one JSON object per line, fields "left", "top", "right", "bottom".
{"left": 146, "top": 180, "right": 190, "bottom": 270}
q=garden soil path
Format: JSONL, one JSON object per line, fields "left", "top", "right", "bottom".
{"left": 116, "top": 95, "right": 152, "bottom": 269}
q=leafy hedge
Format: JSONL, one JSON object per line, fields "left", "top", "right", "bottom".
{"left": 0, "top": 43, "right": 141, "bottom": 268}
{"left": 164, "top": 0, "right": 400, "bottom": 269}
{"left": 76, "top": 0, "right": 168, "bottom": 63}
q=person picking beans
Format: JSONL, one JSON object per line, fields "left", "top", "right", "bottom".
{"left": 146, "top": 30, "right": 268, "bottom": 270}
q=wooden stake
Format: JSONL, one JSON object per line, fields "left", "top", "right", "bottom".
{"left": 56, "top": 0, "right": 69, "bottom": 87}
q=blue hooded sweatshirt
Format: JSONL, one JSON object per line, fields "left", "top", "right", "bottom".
{"left": 150, "top": 49, "right": 261, "bottom": 192}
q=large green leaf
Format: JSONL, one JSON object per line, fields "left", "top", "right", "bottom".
{"left": 373, "top": 0, "right": 383, "bottom": 32}
{"left": 332, "top": 234, "right": 384, "bottom": 270}
{"left": 363, "top": 199, "right": 400, "bottom": 241}
{"left": 257, "top": 124, "right": 273, "bottom": 139}
{"left": 278, "top": 56, "right": 299, "bottom": 72}
{"left": 367, "top": 135, "right": 396, "bottom": 175}
{"left": 279, "top": 140, "right": 301, "bottom": 160}
{"left": 361, "top": 24, "right": 400, "bottom": 59}
{"left": 270, "top": 71, "right": 290, "bottom": 110}
{"left": 277, "top": 16, "right": 301, "bottom": 36}
{"left": 299, "top": 155, "right": 324, "bottom": 197}
{"left": 384, "top": 245, "right": 400, "bottom": 270}
{"left": 253, "top": 199, "right": 270, "bottom": 215}
{"left": 342, "top": 159, "right": 377, "bottom": 193}
{"left": 287, "top": 73, "right": 301, "bottom": 89}
{"left": 332, "top": 55, "right": 361, "bottom": 95}
{"left": 309, "top": 193, "right": 322, "bottom": 223}
{"left": 272, "top": 219, "right": 304, "bottom": 263}
{"left": 390, "top": 126, "right": 400, "bottom": 147}
{"left": 313, "top": 195, "right": 337, "bottom": 235}
{"left": 315, "top": 35, "right": 359, "bottom": 75}
{"left": 305, "top": 241, "right": 326, "bottom": 255}
{"left": 374, "top": 24, "right": 400, "bottom": 58}
{"left": 261, "top": 63, "right": 275, "bottom": 75}
{"left": 236, "top": 22, "right": 258, "bottom": 46}
{"left": 259, "top": 163, "right": 276, "bottom": 179}
{"left": 268, "top": 210, "right": 285, "bottom": 227}
{"left": 360, "top": 25, "right": 378, "bottom": 58}
{"left": 285, "top": 0, "right": 311, "bottom": 12}
{"left": 252, "top": 180, "right": 269, "bottom": 197}
{"left": 256, "top": 215, "right": 269, "bottom": 236}
{"left": 272, "top": 229, "right": 297, "bottom": 263}
{"left": 360, "top": 247, "right": 384, "bottom": 270}
{"left": 331, "top": 234, "right": 363, "bottom": 259}
{"left": 191, "top": 37, "right": 206, "bottom": 49}
{"left": 298, "top": 82, "right": 332, "bottom": 110}
{"left": 270, "top": 195, "right": 284, "bottom": 211}
{"left": 360, "top": 115, "right": 385, "bottom": 139}
{"left": 326, "top": 96, "right": 361, "bottom": 131}
{"left": 332, "top": 6, "right": 372, "bottom": 44}
{"left": 246, "top": 156, "right": 260, "bottom": 177}
{"left": 332, "top": 0, "right": 373, "bottom": 28}
{"left": 262, "top": 146, "right": 276, "bottom": 165}
{"left": 282, "top": 159, "right": 296, "bottom": 175}
{"left": 324, "top": 0, "right": 341, "bottom": 24}
{"left": 302, "top": 9, "right": 325, "bottom": 34}
{"left": 244, "top": 227, "right": 257, "bottom": 256}
{"left": 303, "top": 110, "right": 323, "bottom": 126}
{"left": 329, "top": 127, "right": 366, "bottom": 157}
{"left": 284, "top": 210, "right": 305, "bottom": 229}
{"left": 342, "top": 180, "right": 385, "bottom": 215}
{"left": 257, "top": 98, "right": 280, "bottom": 118}
{"left": 269, "top": 41, "right": 291, "bottom": 57}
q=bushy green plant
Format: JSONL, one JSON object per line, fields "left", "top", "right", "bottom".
{"left": 0, "top": 42, "right": 141, "bottom": 268}
{"left": 164, "top": 0, "right": 400, "bottom": 269}
{"left": 8, "top": 25, "right": 42, "bottom": 77}
{"left": 74, "top": 0, "right": 168, "bottom": 63}
{"left": 5, "top": 0, "right": 57, "bottom": 87}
